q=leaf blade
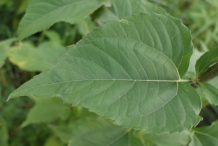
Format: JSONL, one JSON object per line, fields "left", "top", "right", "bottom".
{"left": 195, "top": 49, "right": 218, "bottom": 77}
{"left": 9, "top": 13, "right": 200, "bottom": 133}
{"left": 18, "top": 0, "right": 106, "bottom": 40}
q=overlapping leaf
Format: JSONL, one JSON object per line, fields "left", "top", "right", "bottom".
{"left": 95, "top": 0, "right": 166, "bottom": 25}
{"left": 21, "top": 97, "right": 71, "bottom": 127}
{"left": 109, "top": 0, "right": 166, "bottom": 18}
{"left": 143, "top": 131, "right": 190, "bottom": 146}
{"left": 189, "top": 120, "right": 218, "bottom": 146}
{"left": 69, "top": 119, "right": 130, "bottom": 146}
{"left": 70, "top": 118, "right": 191, "bottom": 146}
{"left": 0, "top": 38, "right": 15, "bottom": 68}
{"left": 7, "top": 42, "right": 66, "bottom": 72}
{"left": 195, "top": 49, "right": 218, "bottom": 105}
{"left": 195, "top": 49, "right": 218, "bottom": 77}
{"left": 9, "top": 13, "right": 201, "bottom": 133}
{"left": 17, "top": 0, "right": 107, "bottom": 40}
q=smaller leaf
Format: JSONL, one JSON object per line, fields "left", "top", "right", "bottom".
{"left": 199, "top": 83, "right": 218, "bottom": 105}
{"left": 143, "top": 131, "right": 190, "bottom": 146}
{"left": 17, "top": 0, "right": 107, "bottom": 39}
{"left": 77, "top": 16, "right": 96, "bottom": 36}
{"left": 49, "top": 125, "right": 74, "bottom": 143}
{"left": 21, "top": 97, "right": 71, "bottom": 127}
{"left": 0, "top": 38, "right": 16, "bottom": 68}
{"left": 189, "top": 120, "right": 218, "bottom": 146}
{"left": 195, "top": 48, "right": 218, "bottom": 77}
{"left": 198, "top": 63, "right": 218, "bottom": 83}
{"left": 45, "top": 31, "right": 62, "bottom": 44}
{"left": 7, "top": 42, "right": 66, "bottom": 72}
{"left": 94, "top": 0, "right": 167, "bottom": 25}
{"left": 69, "top": 118, "right": 130, "bottom": 146}
{"left": 44, "top": 137, "right": 64, "bottom": 146}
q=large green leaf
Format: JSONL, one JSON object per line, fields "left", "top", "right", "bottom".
{"left": 0, "top": 38, "right": 16, "bottom": 68}
{"left": 21, "top": 97, "right": 71, "bottom": 127}
{"left": 195, "top": 49, "right": 218, "bottom": 77}
{"left": 17, "top": 0, "right": 107, "bottom": 40}
{"left": 9, "top": 13, "right": 201, "bottom": 133}
{"left": 7, "top": 42, "right": 66, "bottom": 72}
{"left": 189, "top": 120, "right": 218, "bottom": 146}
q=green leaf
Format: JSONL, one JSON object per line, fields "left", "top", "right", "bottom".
{"left": 109, "top": 0, "right": 166, "bottom": 18}
{"left": 199, "top": 83, "right": 218, "bottom": 105}
{"left": 189, "top": 120, "right": 218, "bottom": 146}
{"left": 69, "top": 118, "right": 130, "bottom": 146}
{"left": 17, "top": 0, "right": 107, "bottom": 40}
{"left": 49, "top": 125, "right": 74, "bottom": 143}
{"left": 143, "top": 131, "right": 190, "bottom": 146}
{"left": 195, "top": 49, "right": 218, "bottom": 77}
{"left": 9, "top": 13, "right": 201, "bottom": 133}
{"left": 77, "top": 16, "right": 96, "bottom": 36}
{"left": 21, "top": 97, "right": 71, "bottom": 127}
{"left": 7, "top": 42, "right": 66, "bottom": 72}
{"left": 94, "top": 0, "right": 167, "bottom": 25}
{"left": 44, "top": 137, "right": 64, "bottom": 146}
{"left": 0, "top": 38, "right": 16, "bottom": 68}
{"left": 45, "top": 31, "right": 62, "bottom": 44}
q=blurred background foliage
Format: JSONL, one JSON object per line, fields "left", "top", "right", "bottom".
{"left": 1, "top": 0, "right": 218, "bottom": 145}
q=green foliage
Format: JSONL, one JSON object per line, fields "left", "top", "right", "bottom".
{"left": 2, "top": 0, "right": 218, "bottom": 145}
{"left": 195, "top": 49, "right": 218, "bottom": 77}
{"left": 17, "top": 0, "right": 108, "bottom": 40}
{"left": 21, "top": 97, "right": 71, "bottom": 127}
{"left": 189, "top": 120, "right": 218, "bottom": 146}
{"left": 7, "top": 42, "right": 66, "bottom": 72}
{"left": 69, "top": 118, "right": 130, "bottom": 146}
{"left": 0, "top": 39, "right": 16, "bottom": 68}
{"left": 9, "top": 13, "right": 203, "bottom": 134}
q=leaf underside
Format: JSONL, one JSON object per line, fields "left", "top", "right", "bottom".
{"left": 9, "top": 13, "right": 201, "bottom": 134}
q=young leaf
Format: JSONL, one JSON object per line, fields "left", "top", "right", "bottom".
{"left": 7, "top": 42, "right": 66, "bottom": 72}
{"left": 17, "top": 0, "right": 107, "bottom": 40}
{"left": 195, "top": 49, "right": 218, "bottom": 77}
{"left": 9, "top": 13, "right": 201, "bottom": 133}
{"left": 21, "top": 97, "right": 71, "bottom": 127}
{"left": 189, "top": 120, "right": 218, "bottom": 146}
{"left": 69, "top": 118, "right": 130, "bottom": 146}
{"left": 0, "top": 38, "right": 16, "bottom": 68}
